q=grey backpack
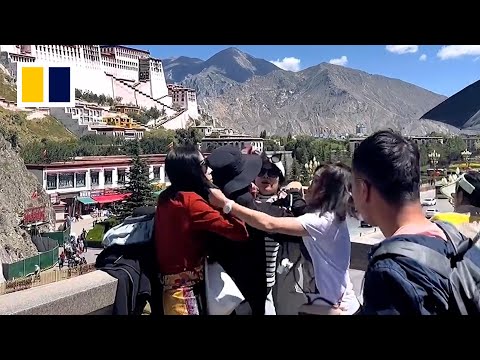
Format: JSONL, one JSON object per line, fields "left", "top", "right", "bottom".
{"left": 371, "top": 221, "right": 480, "bottom": 315}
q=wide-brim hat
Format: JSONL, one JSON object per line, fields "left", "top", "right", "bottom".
{"left": 206, "top": 146, "right": 263, "bottom": 197}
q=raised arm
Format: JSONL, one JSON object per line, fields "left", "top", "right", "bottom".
{"left": 209, "top": 189, "right": 308, "bottom": 237}
{"left": 189, "top": 195, "right": 249, "bottom": 241}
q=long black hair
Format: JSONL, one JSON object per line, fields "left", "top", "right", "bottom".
{"left": 158, "top": 144, "right": 214, "bottom": 203}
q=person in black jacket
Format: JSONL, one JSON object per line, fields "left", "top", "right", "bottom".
{"left": 205, "top": 146, "right": 307, "bottom": 315}
{"left": 251, "top": 152, "right": 307, "bottom": 315}
{"left": 95, "top": 207, "right": 163, "bottom": 315}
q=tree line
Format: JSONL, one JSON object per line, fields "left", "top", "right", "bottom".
{"left": 20, "top": 128, "right": 203, "bottom": 164}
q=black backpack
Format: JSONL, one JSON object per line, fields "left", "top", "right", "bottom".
{"left": 370, "top": 221, "right": 480, "bottom": 315}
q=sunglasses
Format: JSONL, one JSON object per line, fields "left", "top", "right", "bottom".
{"left": 258, "top": 168, "right": 281, "bottom": 178}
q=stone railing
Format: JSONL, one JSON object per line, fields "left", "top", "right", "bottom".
{"left": 0, "top": 271, "right": 117, "bottom": 315}
{"left": 0, "top": 232, "right": 382, "bottom": 315}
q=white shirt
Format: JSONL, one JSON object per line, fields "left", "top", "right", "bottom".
{"left": 298, "top": 211, "right": 360, "bottom": 315}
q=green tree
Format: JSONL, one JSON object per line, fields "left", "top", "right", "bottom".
{"left": 175, "top": 128, "right": 202, "bottom": 146}
{"left": 119, "top": 150, "right": 154, "bottom": 219}
{"left": 287, "top": 132, "right": 293, "bottom": 143}
{"left": 289, "top": 159, "right": 303, "bottom": 182}
{"left": 259, "top": 130, "right": 267, "bottom": 139}
{"left": 264, "top": 139, "right": 281, "bottom": 151}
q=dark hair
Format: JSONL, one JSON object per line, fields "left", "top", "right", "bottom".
{"left": 307, "top": 162, "right": 356, "bottom": 221}
{"left": 457, "top": 171, "right": 480, "bottom": 207}
{"left": 352, "top": 130, "right": 420, "bottom": 204}
{"left": 158, "top": 145, "right": 213, "bottom": 203}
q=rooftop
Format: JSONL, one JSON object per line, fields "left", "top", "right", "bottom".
{"left": 26, "top": 154, "right": 168, "bottom": 169}
{"left": 100, "top": 45, "right": 150, "bottom": 55}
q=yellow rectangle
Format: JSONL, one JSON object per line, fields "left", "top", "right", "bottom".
{"left": 22, "top": 67, "right": 44, "bottom": 103}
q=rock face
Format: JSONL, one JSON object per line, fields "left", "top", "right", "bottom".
{"left": 0, "top": 134, "right": 55, "bottom": 264}
{"left": 164, "top": 48, "right": 458, "bottom": 136}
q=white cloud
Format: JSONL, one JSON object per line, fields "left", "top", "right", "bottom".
{"left": 437, "top": 45, "right": 480, "bottom": 60}
{"left": 385, "top": 45, "right": 419, "bottom": 54}
{"left": 329, "top": 55, "right": 348, "bottom": 66}
{"left": 270, "top": 57, "right": 301, "bottom": 72}
{"left": 419, "top": 54, "right": 427, "bottom": 61}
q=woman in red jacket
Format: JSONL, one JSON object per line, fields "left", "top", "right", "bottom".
{"left": 155, "top": 145, "right": 250, "bottom": 315}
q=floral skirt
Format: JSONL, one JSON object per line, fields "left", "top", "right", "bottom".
{"left": 161, "top": 265, "right": 206, "bottom": 315}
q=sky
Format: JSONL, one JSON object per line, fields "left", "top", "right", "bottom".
{"left": 133, "top": 45, "right": 480, "bottom": 96}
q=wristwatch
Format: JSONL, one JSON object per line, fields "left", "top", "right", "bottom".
{"left": 223, "top": 200, "right": 234, "bottom": 214}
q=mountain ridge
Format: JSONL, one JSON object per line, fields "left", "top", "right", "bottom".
{"left": 170, "top": 48, "right": 456, "bottom": 135}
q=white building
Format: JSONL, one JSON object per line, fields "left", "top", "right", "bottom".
{"left": 26, "top": 154, "right": 170, "bottom": 219}
{"left": 66, "top": 100, "right": 107, "bottom": 126}
{"left": 0, "top": 45, "right": 200, "bottom": 129}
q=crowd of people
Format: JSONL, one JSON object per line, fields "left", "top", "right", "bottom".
{"left": 59, "top": 229, "right": 88, "bottom": 269}
{"left": 102, "top": 129, "right": 480, "bottom": 315}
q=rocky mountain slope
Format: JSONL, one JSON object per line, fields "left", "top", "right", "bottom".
{"left": 163, "top": 47, "right": 280, "bottom": 98}
{"left": 164, "top": 48, "right": 457, "bottom": 136}
{"left": 0, "top": 134, "right": 55, "bottom": 264}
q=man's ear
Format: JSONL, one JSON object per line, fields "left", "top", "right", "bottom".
{"left": 361, "top": 180, "right": 371, "bottom": 203}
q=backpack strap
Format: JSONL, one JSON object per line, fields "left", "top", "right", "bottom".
{"left": 434, "top": 221, "right": 475, "bottom": 261}
{"left": 371, "top": 240, "right": 452, "bottom": 279}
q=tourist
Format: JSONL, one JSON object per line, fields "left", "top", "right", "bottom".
{"left": 431, "top": 171, "right": 480, "bottom": 240}
{"left": 205, "top": 146, "right": 307, "bottom": 315}
{"left": 252, "top": 152, "right": 309, "bottom": 315}
{"left": 154, "top": 145, "right": 249, "bottom": 315}
{"left": 351, "top": 130, "right": 451, "bottom": 314}
{"left": 208, "top": 161, "right": 361, "bottom": 315}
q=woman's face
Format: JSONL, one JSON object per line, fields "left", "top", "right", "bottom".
{"left": 254, "top": 162, "right": 281, "bottom": 196}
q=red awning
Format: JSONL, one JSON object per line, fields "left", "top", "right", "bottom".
{"left": 91, "top": 193, "right": 131, "bottom": 204}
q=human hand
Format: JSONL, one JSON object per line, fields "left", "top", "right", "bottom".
{"left": 250, "top": 183, "right": 259, "bottom": 198}
{"left": 285, "top": 181, "right": 303, "bottom": 191}
{"left": 208, "top": 188, "right": 229, "bottom": 208}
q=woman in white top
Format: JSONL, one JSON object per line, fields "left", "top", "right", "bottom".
{"left": 208, "top": 162, "right": 361, "bottom": 315}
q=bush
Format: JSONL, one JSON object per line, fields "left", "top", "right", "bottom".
{"left": 449, "top": 163, "right": 480, "bottom": 170}
{"left": 86, "top": 217, "right": 121, "bottom": 248}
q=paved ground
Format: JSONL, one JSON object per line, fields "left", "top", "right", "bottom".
{"left": 63, "top": 217, "right": 103, "bottom": 265}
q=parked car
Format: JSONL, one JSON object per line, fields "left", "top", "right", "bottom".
{"left": 360, "top": 220, "right": 373, "bottom": 228}
{"left": 421, "top": 197, "right": 437, "bottom": 206}
{"left": 425, "top": 208, "right": 439, "bottom": 219}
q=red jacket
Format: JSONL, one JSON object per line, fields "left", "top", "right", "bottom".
{"left": 154, "top": 191, "right": 248, "bottom": 275}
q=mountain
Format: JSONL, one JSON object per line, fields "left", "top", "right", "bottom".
{"left": 163, "top": 47, "right": 280, "bottom": 97}
{"left": 0, "top": 133, "right": 55, "bottom": 265}
{"left": 163, "top": 48, "right": 457, "bottom": 136}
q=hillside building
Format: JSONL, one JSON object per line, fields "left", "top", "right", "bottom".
{"left": 0, "top": 45, "right": 200, "bottom": 130}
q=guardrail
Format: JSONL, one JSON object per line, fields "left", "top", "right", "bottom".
{"left": 2, "top": 246, "right": 59, "bottom": 281}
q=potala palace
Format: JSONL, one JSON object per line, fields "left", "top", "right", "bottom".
{"left": 0, "top": 45, "right": 200, "bottom": 130}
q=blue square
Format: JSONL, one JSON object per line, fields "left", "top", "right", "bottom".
{"left": 49, "top": 67, "right": 70, "bottom": 103}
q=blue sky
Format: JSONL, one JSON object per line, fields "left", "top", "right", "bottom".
{"left": 133, "top": 45, "right": 480, "bottom": 96}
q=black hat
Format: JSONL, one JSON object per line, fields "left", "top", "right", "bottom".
{"left": 206, "top": 146, "right": 262, "bottom": 196}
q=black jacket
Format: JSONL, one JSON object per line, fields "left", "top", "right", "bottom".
{"left": 95, "top": 243, "right": 163, "bottom": 315}
{"left": 207, "top": 189, "right": 307, "bottom": 315}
